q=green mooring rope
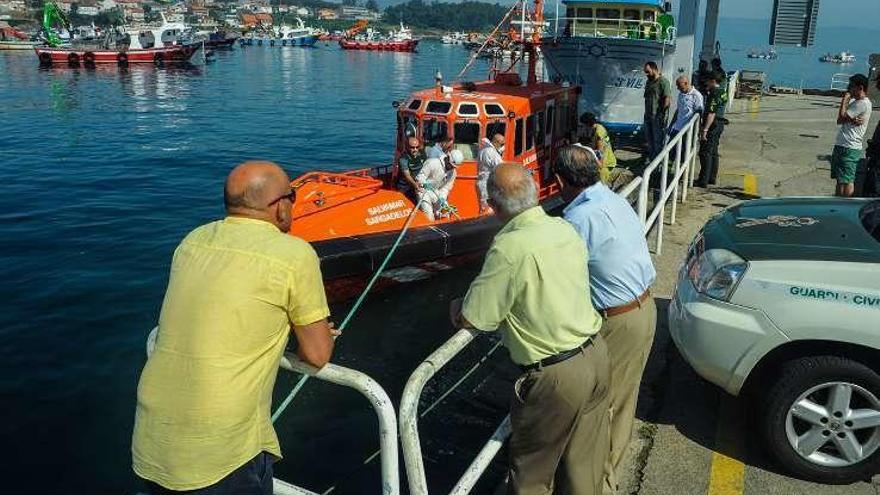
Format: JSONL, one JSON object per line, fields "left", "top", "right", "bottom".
{"left": 272, "top": 197, "right": 428, "bottom": 423}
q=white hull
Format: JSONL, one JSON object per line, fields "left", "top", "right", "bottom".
{"left": 541, "top": 37, "right": 678, "bottom": 134}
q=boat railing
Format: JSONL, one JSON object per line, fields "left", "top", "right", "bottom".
{"left": 145, "top": 327, "right": 400, "bottom": 495}
{"left": 548, "top": 17, "right": 675, "bottom": 44}
{"left": 831, "top": 73, "right": 852, "bottom": 91}
{"left": 291, "top": 171, "right": 384, "bottom": 215}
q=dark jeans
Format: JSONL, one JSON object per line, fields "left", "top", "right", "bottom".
{"left": 144, "top": 452, "right": 274, "bottom": 495}
{"left": 698, "top": 121, "right": 725, "bottom": 186}
{"left": 644, "top": 113, "right": 668, "bottom": 160}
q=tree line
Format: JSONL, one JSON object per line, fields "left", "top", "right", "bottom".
{"left": 383, "top": 0, "right": 509, "bottom": 31}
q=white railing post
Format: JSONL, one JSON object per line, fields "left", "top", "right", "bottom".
{"left": 681, "top": 125, "right": 691, "bottom": 202}
{"left": 637, "top": 168, "right": 649, "bottom": 226}
{"left": 655, "top": 152, "right": 669, "bottom": 254}
{"left": 278, "top": 354, "right": 400, "bottom": 495}
{"left": 400, "top": 329, "right": 481, "bottom": 495}
{"left": 690, "top": 118, "right": 699, "bottom": 187}
{"left": 449, "top": 416, "right": 512, "bottom": 494}
{"left": 671, "top": 136, "right": 682, "bottom": 224}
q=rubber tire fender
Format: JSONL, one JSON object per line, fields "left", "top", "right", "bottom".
{"left": 760, "top": 355, "right": 880, "bottom": 484}
{"left": 67, "top": 52, "right": 80, "bottom": 65}
{"left": 117, "top": 52, "right": 128, "bottom": 65}
{"left": 38, "top": 52, "right": 52, "bottom": 65}
{"left": 153, "top": 52, "right": 164, "bottom": 64}
{"left": 83, "top": 51, "right": 96, "bottom": 65}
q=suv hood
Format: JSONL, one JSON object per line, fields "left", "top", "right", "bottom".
{"left": 703, "top": 197, "right": 880, "bottom": 263}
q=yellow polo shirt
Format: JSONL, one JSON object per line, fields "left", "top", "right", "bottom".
{"left": 462, "top": 206, "right": 602, "bottom": 365}
{"left": 132, "top": 216, "right": 329, "bottom": 490}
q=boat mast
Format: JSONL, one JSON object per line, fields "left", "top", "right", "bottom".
{"left": 525, "top": 0, "right": 544, "bottom": 85}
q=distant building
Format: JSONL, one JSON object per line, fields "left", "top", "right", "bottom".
{"left": 317, "top": 8, "right": 337, "bottom": 20}
{"left": 127, "top": 7, "right": 144, "bottom": 22}
{"left": 337, "top": 5, "right": 380, "bottom": 21}
{"left": 189, "top": 5, "right": 209, "bottom": 22}
{"left": 78, "top": 0, "right": 100, "bottom": 16}
{"left": 239, "top": 12, "right": 272, "bottom": 27}
{"left": 57, "top": 1, "right": 73, "bottom": 13}
{"left": 1, "top": 0, "right": 28, "bottom": 13}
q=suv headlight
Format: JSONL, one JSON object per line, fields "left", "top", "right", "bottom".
{"left": 687, "top": 248, "right": 748, "bottom": 301}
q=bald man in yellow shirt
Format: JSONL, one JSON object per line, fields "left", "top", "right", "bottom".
{"left": 132, "top": 161, "right": 336, "bottom": 494}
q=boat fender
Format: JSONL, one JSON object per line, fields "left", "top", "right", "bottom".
{"left": 270, "top": 39, "right": 275, "bottom": 46}
{"left": 154, "top": 52, "right": 164, "bottom": 64}
{"left": 67, "top": 52, "right": 80, "bottom": 65}
{"left": 38, "top": 52, "right": 52, "bottom": 65}
{"left": 117, "top": 52, "right": 128, "bottom": 65}
{"left": 83, "top": 52, "right": 96, "bottom": 65}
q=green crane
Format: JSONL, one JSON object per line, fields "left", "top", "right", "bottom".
{"left": 42, "top": 2, "right": 71, "bottom": 48}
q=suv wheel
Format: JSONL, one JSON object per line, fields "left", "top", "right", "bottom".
{"left": 761, "top": 355, "right": 880, "bottom": 484}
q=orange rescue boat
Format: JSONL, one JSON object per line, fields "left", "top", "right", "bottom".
{"left": 288, "top": 72, "right": 580, "bottom": 299}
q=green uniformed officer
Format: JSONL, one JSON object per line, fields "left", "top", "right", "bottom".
{"left": 697, "top": 70, "right": 729, "bottom": 187}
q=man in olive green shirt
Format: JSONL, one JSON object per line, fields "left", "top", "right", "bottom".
{"left": 643, "top": 61, "right": 672, "bottom": 160}
{"left": 451, "top": 162, "right": 611, "bottom": 495}
{"left": 133, "top": 161, "right": 336, "bottom": 494}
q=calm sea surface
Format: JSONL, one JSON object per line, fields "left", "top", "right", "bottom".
{"left": 0, "top": 20, "right": 877, "bottom": 494}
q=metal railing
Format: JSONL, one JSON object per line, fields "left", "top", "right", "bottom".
{"left": 831, "top": 73, "right": 852, "bottom": 91}
{"left": 548, "top": 17, "right": 676, "bottom": 43}
{"left": 145, "top": 328, "right": 400, "bottom": 495}
{"left": 630, "top": 112, "right": 701, "bottom": 255}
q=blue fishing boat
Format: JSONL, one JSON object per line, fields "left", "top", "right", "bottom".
{"left": 239, "top": 18, "right": 318, "bottom": 47}
{"left": 541, "top": 0, "right": 697, "bottom": 134}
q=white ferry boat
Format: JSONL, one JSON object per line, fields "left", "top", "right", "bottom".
{"left": 541, "top": 0, "right": 696, "bottom": 134}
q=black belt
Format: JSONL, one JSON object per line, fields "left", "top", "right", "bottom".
{"left": 518, "top": 336, "right": 595, "bottom": 372}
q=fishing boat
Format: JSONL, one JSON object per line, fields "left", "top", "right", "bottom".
{"left": 820, "top": 51, "right": 856, "bottom": 64}
{"left": 339, "top": 22, "right": 419, "bottom": 52}
{"left": 441, "top": 31, "right": 468, "bottom": 44}
{"left": 35, "top": 5, "right": 199, "bottom": 65}
{"left": 203, "top": 29, "right": 238, "bottom": 49}
{"left": 539, "top": 0, "right": 697, "bottom": 135}
{"left": 273, "top": 18, "right": 319, "bottom": 47}
{"left": 747, "top": 47, "right": 777, "bottom": 60}
{"left": 288, "top": 5, "right": 575, "bottom": 296}
{"left": 0, "top": 25, "right": 38, "bottom": 50}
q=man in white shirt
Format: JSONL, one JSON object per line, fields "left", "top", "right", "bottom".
{"left": 477, "top": 133, "right": 505, "bottom": 214}
{"left": 832, "top": 73, "right": 873, "bottom": 197}
{"left": 669, "top": 75, "right": 703, "bottom": 137}
{"left": 416, "top": 149, "right": 464, "bottom": 221}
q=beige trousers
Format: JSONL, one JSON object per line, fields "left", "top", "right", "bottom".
{"left": 600, "top": 297, "right": 657, "bottom": 495}
{"left": 507, "top": 335, "right": 612, "bottom": 495}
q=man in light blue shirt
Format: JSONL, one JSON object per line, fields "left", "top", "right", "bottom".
{"left": 555, "top": 145, "right": 657, "bottom": 495}
{"left": 669, "top": 75, "right": 704, "bottom": 137}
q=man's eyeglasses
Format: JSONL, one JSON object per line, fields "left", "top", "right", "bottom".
{"left": 268, "top": 189, "right": 296, "bottom": 206}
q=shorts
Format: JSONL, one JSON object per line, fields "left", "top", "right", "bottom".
{"left": 831, "top": 145, "right": 862, "bottom": 184}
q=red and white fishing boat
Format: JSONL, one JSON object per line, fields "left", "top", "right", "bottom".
{"left": 35, "top": 17, "right": 199, "bottom": 65}
{"left": 339, "top": 22, "right": 418, "bottom": 52}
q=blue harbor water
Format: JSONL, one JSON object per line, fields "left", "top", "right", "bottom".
{"left": 0, "top": 19, "right": 877, "bottom": 494}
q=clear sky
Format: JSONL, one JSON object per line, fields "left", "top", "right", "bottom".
{"left": 720, "top": 0, "right": 880, "bottom": 29}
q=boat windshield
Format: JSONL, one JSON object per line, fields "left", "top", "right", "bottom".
{"left": 423, "top": 118, "right": 448, "bottom": 148}
{"left": 454, "top": 121, "right": 480, "bottom": 160}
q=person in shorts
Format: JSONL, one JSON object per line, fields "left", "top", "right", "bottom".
{"left": 832, "top": 74, "right": 872, "bottom": 197}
